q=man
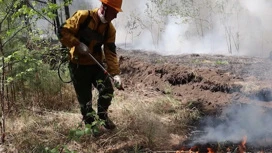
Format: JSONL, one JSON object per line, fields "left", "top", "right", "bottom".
{"left": 58, "top": 0, "right": 123, "bottom": 130}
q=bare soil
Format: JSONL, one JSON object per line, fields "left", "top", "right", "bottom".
{"left": 117, "top": 48, "right": 272, "bottom": 152}
{"left": 118, "top": 48, "right": 272, "bottom": 113}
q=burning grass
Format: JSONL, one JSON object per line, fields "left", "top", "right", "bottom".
{"left": 174, "top": 103, "right": 272, "bottom": 153}
{"left": 175, "top": 137, "right": 272, "bottom": 153}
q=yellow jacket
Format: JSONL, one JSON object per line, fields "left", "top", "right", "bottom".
{"left": 58, "top": 9, "right": 120, "bottom": 75}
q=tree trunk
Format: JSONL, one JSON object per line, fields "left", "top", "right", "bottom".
{"left": 52, "top": 0, "right": 61, "bottom": 34}
{"left": 64, "top": 0, "right": 70, "bottom": 19}
{"left": 0, "top": 42, "right": 6, "bottom": 143}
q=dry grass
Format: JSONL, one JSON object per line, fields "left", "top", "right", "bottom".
{"left": 3, "top": 110, "right": 82, "bottom": 153}
{"left": 1, "top": 85, "right": 202, "bottom": 152}
{"left": 108, "top": 89, "right": 201, "bottom": 151}
{"left": 12, "top": 84, "right": 78, "bottom": 113}
{"left": 32, "top": 84, "right": 78, "bottom": 111}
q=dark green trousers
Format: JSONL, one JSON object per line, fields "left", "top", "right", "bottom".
{"left": 69, "top": 62, "right": 114, "bottom": 120}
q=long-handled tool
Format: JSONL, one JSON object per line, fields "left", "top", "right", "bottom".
{"left": 77, "top": 43, "right": 124, "bottom": 90}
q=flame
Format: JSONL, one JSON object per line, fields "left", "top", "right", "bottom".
{"left": 207, "top": 147, "right": 215, "bottom": 153}
{"left": 176, "top": 145, "right": 216, "bottom": 153}
{"left": 190, "top": 145, "right": 199, "bottom": 152}
{"left": 226, "top": 147, "right": 231, "bottom": 152}
{"left": 239, "top": 135, "right": 247, "bottom": 153}
{"left": 176, "top": 151, "right": 198, "bottom": 153}
{"left": 175, "top": 134, "right": 272, "bottom": 153}
{"left": 176, "top": 136, "right": 249, "bottom": 153}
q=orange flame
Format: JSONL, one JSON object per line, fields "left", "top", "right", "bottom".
{"left": 207, "top": 147, "right": 215, "bottom": 153}
{"left": 190, "top": 145, "right": 199, "bottom": 152}
{"left": 239, "top": 135, "right": 247, "bottom": 153}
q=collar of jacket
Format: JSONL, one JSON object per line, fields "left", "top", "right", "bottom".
{"left": 91, "top": 8, "right": 109, "bottom": 26}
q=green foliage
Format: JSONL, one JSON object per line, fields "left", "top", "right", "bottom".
{"left": 0, "top": 0, "right": 73, "bottom": 110}
{"left": 44, "top": 113, "right": 105, "bottom": 153}
{"left": 96, "top": 79, "right": 114, "bottom": 99}
{"left": 16, "top": 4, "right": 36, "bottom": 18}
{"left": 4, "top": 44, "right": 62, "bottom": 95}
{"left": 215, "top": 60, "right": 229, "bottom": 65}
{"left": 96, "top": 79, "right": 104, "bottom": 88}
{"left": 44, "top": 146, "right": 76, "bottom": 153}
{"left": 41, "top": 2, "right": 59, "bottom": 19}
{"left": 85, "top": 111, "right": 105, "bottom": 135}
{"left": 64, "top": 0, "right": 73, "bottom": 5}
{"left": 69, "top": 112, "right": 105, "bottom": 140}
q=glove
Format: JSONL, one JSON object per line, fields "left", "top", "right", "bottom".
{"left": 75, "top": 42, "right": 90, "bottom": 56}
{"left": 113, "top": 75, "right": 124, "bottom": 90}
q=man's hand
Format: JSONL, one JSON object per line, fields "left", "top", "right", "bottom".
{"left": 75, "top": 42, "right": 90, "bottom": 56}
{"left": 113, "top": 75, "right": 124, "bottom": 90}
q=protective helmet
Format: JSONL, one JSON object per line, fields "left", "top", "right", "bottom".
{"left": 100, "top": 0, "right": 123, "bottom": 12}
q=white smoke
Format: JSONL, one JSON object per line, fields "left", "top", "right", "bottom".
{"left": 70, "top": 0, "right": 100, "bottom": 13}
{"left": 36, "top": 0, "right": 272, "bottom": 57}
{"left": 112, "top": 0, "right": 272, "bottom": 57}
{"left": 197, "top": 103, "right": 272, "bottom": 146}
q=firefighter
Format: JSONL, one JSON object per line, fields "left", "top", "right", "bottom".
{"left": 58, "top": 0, "right": 123, "bottom": 130}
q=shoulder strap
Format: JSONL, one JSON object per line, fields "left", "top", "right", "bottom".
{"left": 79, "top": 10, "right": 91, "bottom": 30}
{"left": 103, "top": 23, "right": 110, "bottom": 43}
{"left": 77, "top": 10, "right": 110, "bottom": 43}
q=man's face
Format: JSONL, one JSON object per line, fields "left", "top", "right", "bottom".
{"left": 104, "top": 5, "right": 119, "bottom": 22}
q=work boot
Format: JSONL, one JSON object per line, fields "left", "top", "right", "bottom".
{"left": 104, "top": 117, "right": 116, "bottom": 130}
{"left": 83, "top": 116, "right": 94, "bottom": 125}
{"left": 99, "top": 113, "right": 116, "bottom": 130}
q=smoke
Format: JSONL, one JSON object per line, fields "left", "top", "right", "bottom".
{"left": 111, "top": 0, "right": 272, "bottom": 57}
{"left": 35, "top": 0, "right": 272, "bottom": 57}
{"left": 70, "top": 0, "right": 100, "bottom": 13}
{"left": 197, "top": 103, "right": 272, "bottom": 146}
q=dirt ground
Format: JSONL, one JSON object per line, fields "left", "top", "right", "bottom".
{"left": 117, "top": 48, "right": 272, "bottom": 152}
{"left": 118, "top": 48, "right": 272, "bottom": 113}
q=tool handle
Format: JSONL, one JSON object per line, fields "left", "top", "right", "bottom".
{"left": 87, "top": 53, "right": 124, "bottom": 90}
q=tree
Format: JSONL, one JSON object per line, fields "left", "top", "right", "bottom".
{"left": 0, "top": 0, "right": 73, "bottom": 143}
